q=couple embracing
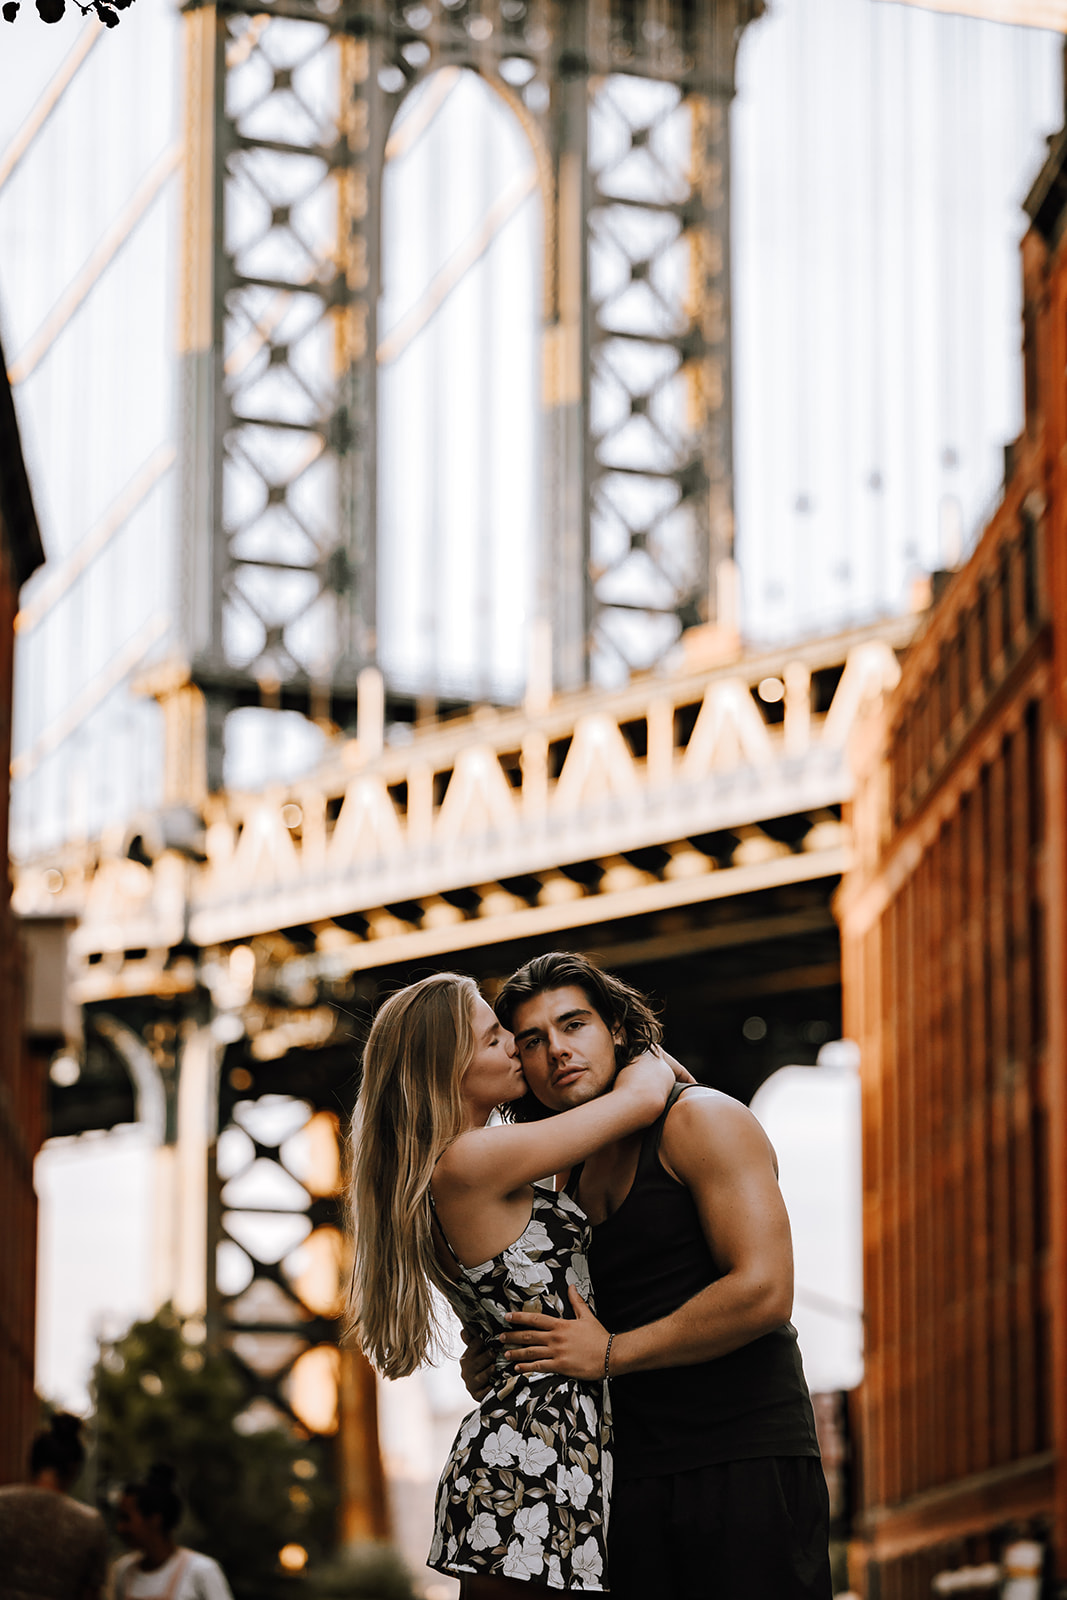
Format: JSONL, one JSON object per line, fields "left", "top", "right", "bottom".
{"left": 348, "top": 952, "right": 832, "bottom": 1600}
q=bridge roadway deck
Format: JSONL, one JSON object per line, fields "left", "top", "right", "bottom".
{"left": 14, "top": 617, "right": 910, "bottom": 1008}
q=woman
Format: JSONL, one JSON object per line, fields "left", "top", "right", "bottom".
{"left": 347, "top": 971, "right": 677, "bottom": 1598}
{"left": 0, "top": 1413, "right": 107, "bottom": 1600}
{"left": 111, "top": 1465, "right": 232, "bottom": 1600}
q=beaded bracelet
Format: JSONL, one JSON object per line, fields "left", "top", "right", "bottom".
{"left": 603, "top": 1332, "right": 615, "bottom": 1380}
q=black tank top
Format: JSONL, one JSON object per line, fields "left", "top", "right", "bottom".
{"left": 571, "top": 1085, "right": 821, "bottom": 1479}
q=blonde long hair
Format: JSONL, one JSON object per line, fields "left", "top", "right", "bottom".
{"left": 346, "top": 972, "right": 479, "bottom": 1378}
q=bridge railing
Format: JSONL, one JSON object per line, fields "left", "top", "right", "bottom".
{"left": 15, "top": 618, "right": 909, "bottom": 996}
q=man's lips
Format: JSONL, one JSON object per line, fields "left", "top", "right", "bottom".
{"left": 552, "top": 1066, "right": 585, "bottom": 1089}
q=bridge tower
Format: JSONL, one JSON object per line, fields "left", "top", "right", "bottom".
{"left": 173, "top": 0, "right": 759, "bottom": 788}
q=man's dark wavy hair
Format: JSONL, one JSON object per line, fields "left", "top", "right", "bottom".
{"left": 495, "top": 951, "right": 662, "bottom": 1122}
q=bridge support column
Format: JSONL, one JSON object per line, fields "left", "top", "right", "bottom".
{"left": 171, "top": 1025, "right": 216, "bottom": 1318}
{"left": 339, "top": 1346, "right": 390, "bottom": 1545}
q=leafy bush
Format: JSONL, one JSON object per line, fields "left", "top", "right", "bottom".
{"left": 308, "top": 1543, "right": 417, "bottom": 1600}
{"left": 90, "top": 1306, "right": 336, "bottom": 1599}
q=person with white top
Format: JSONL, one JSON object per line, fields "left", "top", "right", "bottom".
{"left": 110, "top": 1465, "right": 232, "bottom": 1600}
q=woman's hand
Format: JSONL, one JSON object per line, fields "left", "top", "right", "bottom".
{"left": 612, "top": 1048, "right": 677, "bottom": 1109}
{"left": 500, "top": 1285, "right": 611, "bottom": 1380}
{"left": 655, "top": 1045, "right": 698, "bottom": 1086}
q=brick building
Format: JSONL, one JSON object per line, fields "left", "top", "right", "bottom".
{"left": 838, "top": 130, "right": 1067, "bottom": 1595}
{"left": 0, "top": 331, "right": 45, "bottom": 1481}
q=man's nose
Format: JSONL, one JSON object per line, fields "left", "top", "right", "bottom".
{"left": 547, "top": 1028, "right": 570, "bottom": 1063}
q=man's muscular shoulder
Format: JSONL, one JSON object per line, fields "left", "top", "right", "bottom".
{"left": 659, "top": 1085, "right": 779, "bottom": 1184}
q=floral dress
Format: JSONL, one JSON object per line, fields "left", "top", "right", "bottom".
{"left": 427, "top": 1183, "right": 612, "bottom": 1591}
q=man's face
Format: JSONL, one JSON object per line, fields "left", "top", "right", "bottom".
{"left": 510, "top": 985, "right": 622, "bottom": 1112}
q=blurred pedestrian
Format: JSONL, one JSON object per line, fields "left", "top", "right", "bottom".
{"left": 0, "top": 1411, "right": 108, "bottom": 1600}
{"left": 111, "top": 1466, "right": 231, "bottom": 1600}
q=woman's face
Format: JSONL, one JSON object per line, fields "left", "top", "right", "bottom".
{"left": 115, "top": 1492, "right": 154, "bottom": 1552}
{"left": 460, "top": 994, "right": 523, "bottom": 1117}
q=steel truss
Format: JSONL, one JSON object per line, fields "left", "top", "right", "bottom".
{"left": 179, "top": 0, "right": 761, "bottom": 760}
{"left": 209, "top": 1035, "right": 386, "bottom": 1542}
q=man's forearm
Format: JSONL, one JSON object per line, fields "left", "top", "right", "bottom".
{"left": 610, "top": 1273, "right": 790, "bottom": 1376}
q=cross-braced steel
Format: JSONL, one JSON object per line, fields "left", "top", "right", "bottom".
{"left": 209, "top": 1037, "right": 387, "bottom": 1541}
{"left": 587, "top": 69, "right": 735, "bottom": 681}
{"left": 179, "top": 0, "right": 761, "bottom": 755}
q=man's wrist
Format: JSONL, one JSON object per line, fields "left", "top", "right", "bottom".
{"left": 608, "top": 1330, "right": 635, "bottom": 1376}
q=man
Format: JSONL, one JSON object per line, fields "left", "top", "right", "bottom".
{"left": 464, "top": 950, "right": 831, "bottom": 1600}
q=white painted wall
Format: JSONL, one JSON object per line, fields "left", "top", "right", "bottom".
{"left": 35, "top": 1125, "right": 155, "bottom": 1412}
{"left": 750, "top": 1046, "right": 864, "bottom": 1394}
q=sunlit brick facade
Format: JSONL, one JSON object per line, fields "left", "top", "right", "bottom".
{"left": 839, "top": 128, "right": 1067, "bottom": 1597}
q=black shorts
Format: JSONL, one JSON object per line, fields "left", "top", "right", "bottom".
{"left": 607, "top": 1456, "right": 832, "bottom": 1600}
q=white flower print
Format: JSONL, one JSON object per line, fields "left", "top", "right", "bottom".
{"left": 480, "top": 1424, "right": 522, "bottom": 1468}
{"left": 502, "top": 1540, "right": 545, "bottom": 1580}
{"left": 566, "top": 1255, "right": 592, "bottom": 1304}
{"left": 427, "top": 1188, "right": 610, "bottom": 1592}
{"left": 455, "top": 1411, "right": 481, "bottom": 1451}
{"left": 524, "top": 1218, "right": 555, "bottom": 1251}
{"left": 513, "top": 1503, "right": 550, "bottom": 1543}
{"left": 571, "top": 1538, "right": 604, "bottom": 1585}
{"left": 556, "top": 1463, "right": 594, "bottom": 1510}
{"left": 512, "top": 1433, "right": 558, "bottom": 1475}
{"left": 502, "top": 1246, "right": 553, "bottom": 1292}
{"left": 469, "top": 1512, "right": 500, "bottom": 1552}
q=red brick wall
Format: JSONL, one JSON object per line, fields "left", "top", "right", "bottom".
{"left": 0, "top": 525, "right": 41, "bottom": 1484}
{"left": 839, "top": 176, "right": 1067, "bottom": 1596}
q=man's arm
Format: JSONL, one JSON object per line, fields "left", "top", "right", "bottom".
{"left": 459, "top": 1326, "right": 495, "bottom": 1402}
{"left": 500, "top": 1090, "right": 794, "bottom": 1380}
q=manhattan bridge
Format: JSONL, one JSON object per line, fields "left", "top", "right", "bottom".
{"left": 2, "top": 0, "right": 1061, "bottom": 1563}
